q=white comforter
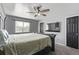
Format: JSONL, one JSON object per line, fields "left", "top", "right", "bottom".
{"left": 4, "top": 33, "right": 52, "bottom": 55}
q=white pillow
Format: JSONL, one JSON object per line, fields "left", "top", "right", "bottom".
{"left": 0, "top": 29, "right": 9, "bottom": 40}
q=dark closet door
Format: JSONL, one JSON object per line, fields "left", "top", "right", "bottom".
{"left": 72, "top": 17, "right": 78, "bottom": 48}
{"left": 67, "top": 16, "right": 78, "bottom": 49}
{"left": 67, "top": 18, "right": 73, "bottom": 47}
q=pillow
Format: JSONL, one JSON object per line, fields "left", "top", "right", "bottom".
{"left": 0, "top": 30, "right": 6, "bottom": 45}
{"left": 4, "top": 30, "right": 9, "bottom": 38}
{"left": 0, "top": 29, "right": 9, "bottom": 40}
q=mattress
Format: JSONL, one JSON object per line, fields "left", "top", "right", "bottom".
{"left": 4, "top": 33, "right": 52, "bottom": 55}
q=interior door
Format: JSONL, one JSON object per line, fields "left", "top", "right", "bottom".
{"left": 40, "top": 23, "right": 44, "bottom": 33}
{"left": 67, "top": 16, "right": 78, "bottom": 49}
{"left": 67, "top": 18, "right": 73, "bottom": 47}
{"left": 72, "top": 17, "right": 78, "bottom": 48}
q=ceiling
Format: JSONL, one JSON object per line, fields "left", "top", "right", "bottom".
{"left": 2, "top": 3, "right": 79, "bottom": 20}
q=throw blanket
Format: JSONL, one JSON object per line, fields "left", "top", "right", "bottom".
{"left": 4, "top": 33, "right": 52, "bottom": 55}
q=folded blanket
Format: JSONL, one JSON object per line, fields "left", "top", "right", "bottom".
{"left": 5, "top": 33, "right": 52, "bottom": 55}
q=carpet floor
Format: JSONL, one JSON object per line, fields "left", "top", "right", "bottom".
{"left": 34, "top": 44, "right": 79, "bottom": 55}
{"left": 49, "top": 44, "right": 79, "bottom": 55}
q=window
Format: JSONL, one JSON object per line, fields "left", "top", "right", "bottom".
{"left": 15, "top": 21, "right": 30, "bottom": 33}
{"left": 45, "top": 24, "right": 48, "bottom": 30}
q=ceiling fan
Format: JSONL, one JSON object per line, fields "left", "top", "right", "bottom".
{"left": 27, "top": 5, "right": 50, "bottom": 17}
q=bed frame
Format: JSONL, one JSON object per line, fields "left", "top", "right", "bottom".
{"left": 34, "top": 34, "right": 56, "bottom": 55}
{"left": 0, "top": 34, "right": 56, "bottom": 55}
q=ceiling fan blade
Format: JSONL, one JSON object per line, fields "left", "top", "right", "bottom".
{"left": 40, "top": 9, "right": 50, "bottom": 12}
{"left": 27, "top": 12, "right": 36, "bottom": 13}
{"left": 33, "top": 5, "right": 42, "bottom": 12}
{"left": 37, "top": 5, "right": 42, "bottom": 9}
{"left": 34, "top": 14, "right": 38, "bottom": 17}
{"left": 26, "top": 5, "right": 49, "bottom": 17}
{"left": 33, "top": 6, "right": 37, "bottom": 11}
{"left": 41, "top": 14, "right": 47, "bottom": 16}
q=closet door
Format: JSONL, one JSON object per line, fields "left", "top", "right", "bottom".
{"left": 67, "top": 16, "right": 78, "bottom": 49}
{"left": 67, "top": 18, "right": 73, "bottom": 47}
{"left": 72, "top": 17, "right": 78, "bottom": 48}
{"left": 0, "top": 17, "right": 1, "bottom": 29}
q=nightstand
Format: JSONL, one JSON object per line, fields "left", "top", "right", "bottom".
{"left": 44, "top": 34, "right": 56, "bottom": 51}
{"left": 0, "top": 45, "right": 5, "bottom": 55}
{"left": 49, "top": 34, "right": 56, "bottom": 51}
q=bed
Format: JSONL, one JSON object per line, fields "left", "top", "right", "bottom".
{"left": 0, "top": 30, "right": 52, "bottom": 55}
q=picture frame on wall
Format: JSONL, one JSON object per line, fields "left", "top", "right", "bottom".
{"left": 46, "top": 22, "right": 61, "bottom": 32}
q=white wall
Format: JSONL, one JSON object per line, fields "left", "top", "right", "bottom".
{"left": 2, "top": 3, "right": 79, "bottom": 46}
{"left": 0, "top": 4, "right": 6, "bottom": 45}
{"left": 39, "top": 3, "right": 79, "bottom": 46}
{"left": 0, "top": 4, "right": 6, "bottom": 29}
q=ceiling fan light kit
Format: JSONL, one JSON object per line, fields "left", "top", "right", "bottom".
{"left": 27, "top": 4, "right": 50, "bottom": 17}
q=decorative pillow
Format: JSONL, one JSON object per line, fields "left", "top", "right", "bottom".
{"left": 4, "top": 30, "right": 9, "bottom": 38}
{"left": 0, "top": 30, "right": 6, "bottom": 45}
{"left": 0, "top": 29, "right": 9, "bottom": 40}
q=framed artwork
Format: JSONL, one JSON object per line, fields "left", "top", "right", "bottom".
{"left": 46, "top": 22, "right": 61, "bottom": 32}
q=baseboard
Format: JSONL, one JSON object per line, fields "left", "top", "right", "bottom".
{"left": 55, "top": 43, "right": 66, "bottom": 46}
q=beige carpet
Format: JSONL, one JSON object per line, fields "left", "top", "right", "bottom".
{"left": 51, "top": 44, "right": 79, "bottom": 55}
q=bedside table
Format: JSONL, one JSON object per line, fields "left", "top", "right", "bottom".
{"left": 44, "top": 34, "right": 56, "bottom": 51}
{"left": 0, "top": 45, "right": 5, "bottom": 55}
